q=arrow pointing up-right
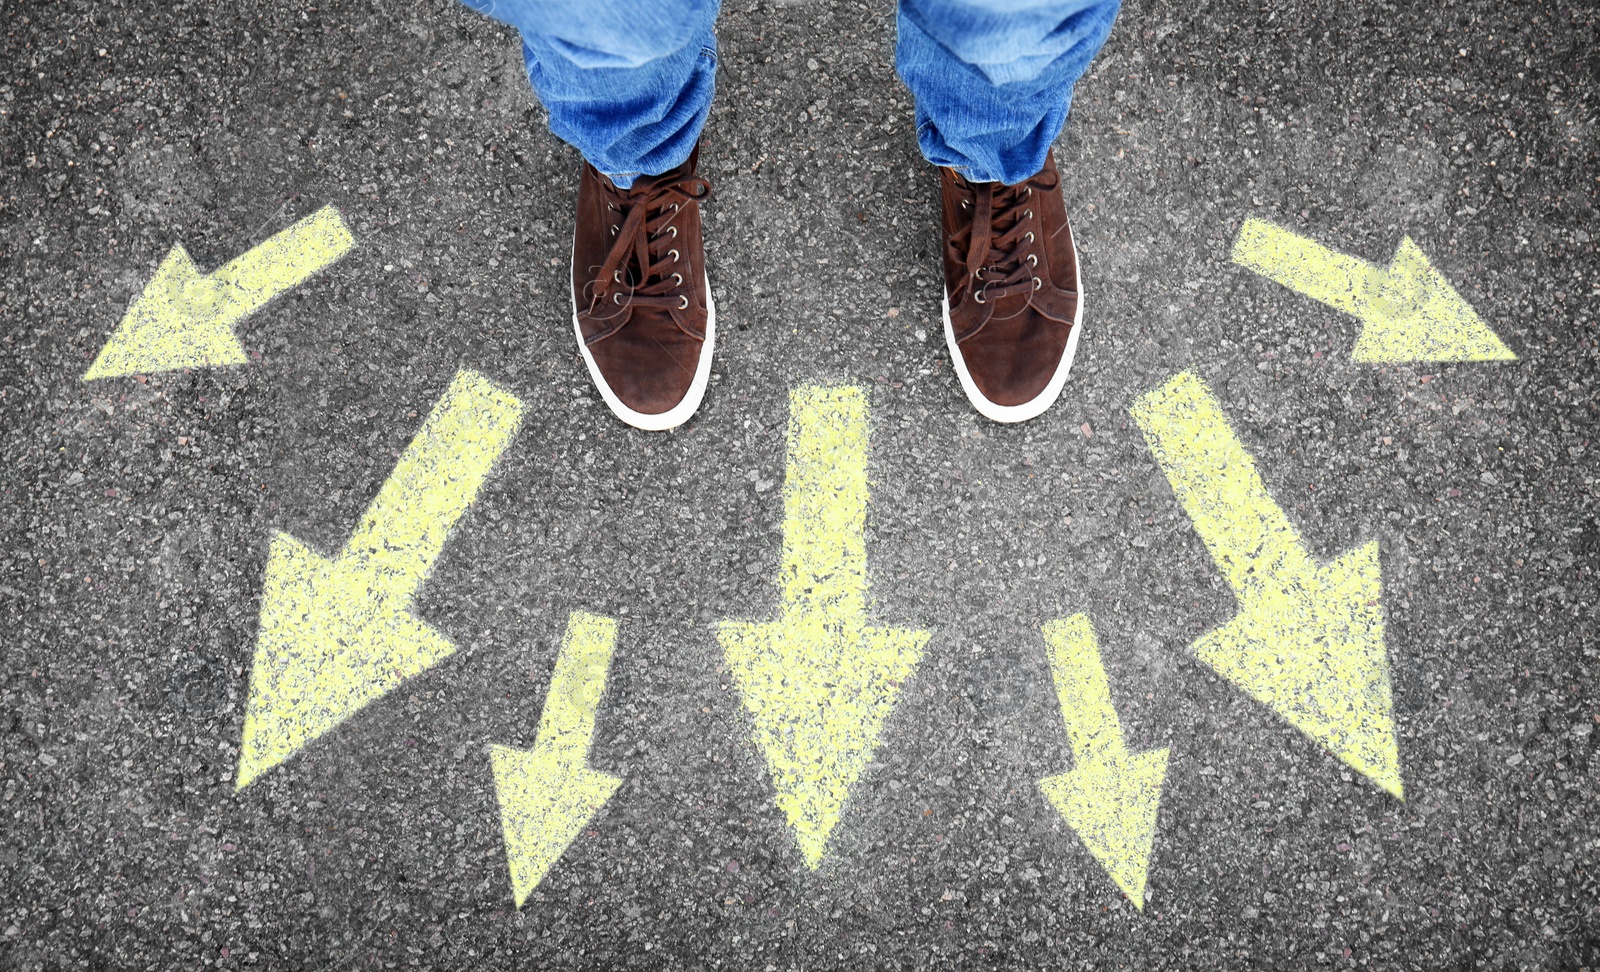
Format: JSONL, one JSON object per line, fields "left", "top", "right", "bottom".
{"left": 1232, "top": 217, "right": 1517, "bottom": 363}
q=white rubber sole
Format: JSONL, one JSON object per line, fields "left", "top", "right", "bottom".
{"left": 570, "top": 269, "right": 716, "bottom": 432}
{"left": 941, "top": 234, "right": 1084, "bottom": 424}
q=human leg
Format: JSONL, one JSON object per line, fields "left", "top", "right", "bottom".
{"left": 896, "top": 0, "right": 1119, "bottom": 422}
{"left": 458, "top": 0, "right": 720, "bottom": 186}
{"left": 458, "top": 0, "right": 722, "bottom": 430}
{"left": 896, "top": 0, "right": 1119, "bottom": 185}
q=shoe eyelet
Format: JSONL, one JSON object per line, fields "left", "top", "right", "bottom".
{"left": 678, "top": 295, "right": 689, "bottom": 310}
{"left": 973, "top": 290, "right": 986, "bottom": 304}
{"left": 610, "top": 226, "right": 618, "bottom": 236}
{"left": 672, "top": 273, "right": 683, "bottom": 286}
{"left": 613, "top": 270, "right": 623, "bottom": 282}
{"left": 671, "top": 203, "right": 681, "bottom": 212}
{"left": 1025, "top": 231, "right": 1035, "bottom": 243}
{"left": 1025, "top": 187, "right": 1032, "bottom": 197}
{"left": 1025, "top": 209, "right": 1033, "bottom": 219}
{"left": 669, "top": 248, "right": 680, "bottom": 262}
{"left": 613, "top": 292, "right": 625, "bottom": 305}
{"left": 1033, "top": 276, "right": 1042, "bottom": 291}
{"left": 1027, "top": 254, "right": 1038, "bottom": 267}
{"left": 667, "top": 225, "right": 678, "bottom": 238}
{"left": 960, "top": 200, "right": 969, "bottom": 209}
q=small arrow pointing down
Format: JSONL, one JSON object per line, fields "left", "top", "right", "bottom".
{"left": 491, "top": 612, "right": 624, "bottom": 908}
{"left": 1231, "top": 216, "right": 1516, "bottom": 363}
{"left": 1132, "top": 371, "right": 1403, "bottom": 799}
{"left": 1037, "top": 615, "right": 1168, "bottom": 911}
{"left": 237, "top": 369, "right": 524, "bottom": 789}
{"left": 84, "top": 205, "right": 354, "bottom": 380}
{"left": 717, "top": 386, "right": 929, "bottom": 869}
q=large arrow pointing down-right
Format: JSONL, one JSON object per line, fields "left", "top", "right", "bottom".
{"left": 1132, "top": 371, "right": 1402, "bottom": 799}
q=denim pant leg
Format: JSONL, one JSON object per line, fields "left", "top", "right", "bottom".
{"left": 457, "top": 0, "right": 720, "bottom": 187}
{"left": 896, "top": 0, "right": 1120, "bottom": 185}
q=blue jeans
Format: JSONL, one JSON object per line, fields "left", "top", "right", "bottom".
{"left": 458, "top": 0, "right": 1119, "bottom": 187}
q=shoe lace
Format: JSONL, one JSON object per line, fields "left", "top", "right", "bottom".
{"left": 582, "top": 168, "right": 712, "bottom": 342}
{"left": 946, "top": 168, "right": 1072, "bottom": 330}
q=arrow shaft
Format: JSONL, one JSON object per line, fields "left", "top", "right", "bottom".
{"left": 534, "top": 612, "right": 618, "bottom": 767}
{"left": 211, "top": 205, "right": 356, "bottom": 324}
{"left": 1131, "top": 372, "right": 1314, "bottom": 602}
{"left": 1042, "top": 614, "right": 1128, "bottom": 762}
{"left": 343, "top": 369, "right": 525, "bottom": 604}
{"left": 776, "top": 386, "right": 870, "bottom": 623}
{"left": 1232, "top": 217, "right": 1382, "bottom": 319}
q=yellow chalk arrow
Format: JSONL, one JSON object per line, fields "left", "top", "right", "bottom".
{"left": 491, "top": 611, "right": 624, "bottom": 907}
{"left": 1037, "top": 614, "right": 1169, "bottom": 911}
{"left": 237, "top": 369, "right": 524, "bottom": 789}
{"left": 84, "top": 205, "right": 355, "bottom": 380}
{"left": 1131, "top": 371, "right": 1403, "bottom": 799}
{"left": 717, "top": 386, "right": 930, "bottom": 868}
{"left": 1231, "top": 216, "right": 1516, "bottom": 363}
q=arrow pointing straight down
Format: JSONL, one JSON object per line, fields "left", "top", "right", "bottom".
{"left": 1231, "top": 216, "right": 1516, "bottom": 363}
{"left": 717, "top": 386, "right": 930, "bottom": 869}
{"left": 491, "top": 611, "right": 624, "bottom": 907}
{"left": 85, "top": 204, "right": 355, "bottom": 380}
{"left": 237, "top": 369, "right": 525, "bottom": 789}
{"left": 1037, "top": 614, "right": 1168, "bottom": 911}
{"left": 1131, "top": 371, "right": 1402, "bottom": 799}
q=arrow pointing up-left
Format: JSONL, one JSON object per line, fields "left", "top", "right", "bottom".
{"left": 84, "top": 205, "right": 354, "bottom": 380}
{"left": 236, "top": 369, "right": 524, "bottom": 789}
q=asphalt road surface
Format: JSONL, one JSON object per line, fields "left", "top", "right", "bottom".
{"left": 3, "top": 0, "right": 1598, "bottom": 969}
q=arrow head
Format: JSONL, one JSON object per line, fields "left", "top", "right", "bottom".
{"left": 236, "top": 532, "right": 457, "bottom": 789}
{"left": 490, "top": 744, "right": 622, "bottom": 907}
{"left": 1040, "top": 746, "right": 1169, "bottom": 910}
{"left": 1355, "top": 237, "right": 1517, "bottom": 363}
{"left": 719, "top": 617, "right": 928, "bottom": 868}
{"left": 84, "top": 245, "right": 247, "bottom": 380}
{"left": 1196, "top": 540, "right": 1403, "bottom": 798}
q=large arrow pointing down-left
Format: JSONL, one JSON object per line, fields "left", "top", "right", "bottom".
{"left": 237, "top": 369, "right": 525, "bottom": 789}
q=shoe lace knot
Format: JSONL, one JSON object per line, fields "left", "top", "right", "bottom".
{"left": 581, "top": 168, "right": 712, "bottom": 343}
{"left": 947, "top": 168, "right": 1071, "bottom": 329}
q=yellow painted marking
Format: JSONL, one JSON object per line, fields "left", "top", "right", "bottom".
{"left": 717, "top": 386, "right": 930, "bottom": 868}
{"left": 491, "top": 611, "right": 624, "bottom": 907}
{"left": 1231, "top": 217, "right": 1516, "bottom": 363}
{"left": 84, "top": 205, "right": 355, "bottom": 380}
{"left": 1131, "top": 372, "right": 1402, "bottom": 798}
{"left": 237, "top": 369, "right": 524, "bottom": 789}
{"left": 1037, "top": 615, "right": 1169, "bottom": 911}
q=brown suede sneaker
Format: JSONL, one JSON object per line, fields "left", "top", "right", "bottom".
{"left": 939, "top": 150, "right": 1082, "bottom": 423}
{"left": 572, "top": 147, "right": 714, "bottom": 431}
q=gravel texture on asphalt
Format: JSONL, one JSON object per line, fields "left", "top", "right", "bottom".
{"left": 2, "top": 0, "right": 1597, "bottom": 968}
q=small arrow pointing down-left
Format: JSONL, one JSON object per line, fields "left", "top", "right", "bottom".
{"left": 491, "top": 612, "right": 624, "bottom": 907}
{"left": 236, "top": 369, "right": 525, "bottom": 789}
{"left": 84, "top": 205, "right": 354, "bottom": 380}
